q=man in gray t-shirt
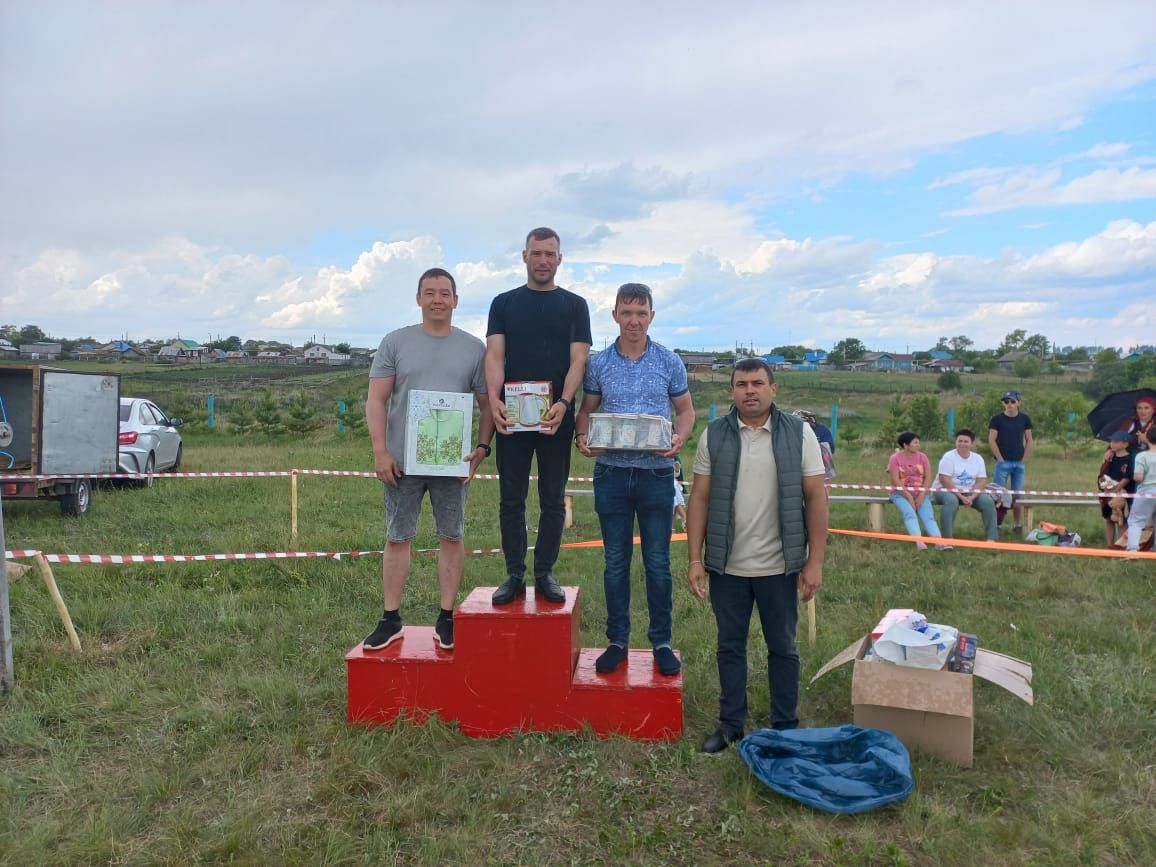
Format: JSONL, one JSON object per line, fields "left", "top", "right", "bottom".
{"left": 362, "top": 267, "right": 494, "bottom": 654}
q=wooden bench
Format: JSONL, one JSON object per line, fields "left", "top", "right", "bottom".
{"left": 568, "top": 490, "right": 1104, "bottom": 537}
{"left": 1017, "top": 498, "right": 1100, "bottom": 536}
{"left": 828, "top": 494, "right": 891, "bottom": 532}
{"left": 566, "top": 492, "right": 895, "bottom": 532}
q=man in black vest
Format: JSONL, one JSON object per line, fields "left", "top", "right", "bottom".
{"left": 686, "top": 358, "right": 828, "bottom": 753}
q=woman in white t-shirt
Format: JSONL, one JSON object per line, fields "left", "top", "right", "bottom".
{"left": 932, "top": 429, "right": 999, "bottom": 541}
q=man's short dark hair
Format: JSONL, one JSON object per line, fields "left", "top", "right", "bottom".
{"left": 731, "top": 358, "right": 775, "bottom": 386}
{"left": 897, "top": 431, "right": 919, "bottom": 448}
{"left": 956, "top": 428, "right": 975, "bottom": 441}
{"left": 417, "top": 267, "right": 456, "bottom": 295}
{"left": 525, "top": 227, "right": 561, "bottom": 248}
{"left": 615, "top": 282, "right": 653, "bottom": 309}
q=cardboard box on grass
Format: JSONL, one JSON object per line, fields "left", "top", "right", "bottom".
{"left": 810, "top": 628, "right": 1033, "bottom": 767}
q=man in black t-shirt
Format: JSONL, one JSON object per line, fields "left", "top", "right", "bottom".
{"left": 485, "top": 227, "right": 593, "bottom": 604}
{"left": 988, "top": 389, "right": 1034, "bottom": 533}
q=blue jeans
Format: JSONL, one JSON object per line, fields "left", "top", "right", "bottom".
{"left": 593, "top": 464, "right": 675, "bottom": 647}
{"left": 993, "top": 460, "right": 1026, "bottom": 496}
{"left": 889, "top": 493, "right": 942, "bottom": 540}
{"left": 709, "top": 570, "right": 800, "bottom": 733}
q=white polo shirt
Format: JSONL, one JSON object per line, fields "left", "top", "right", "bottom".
{"left": 694, "top": 415, "right": 824, "bottom": 576}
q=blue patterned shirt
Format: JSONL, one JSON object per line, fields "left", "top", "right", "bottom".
{"left": 582, "top": 338, "right": 689, "bottom": 469}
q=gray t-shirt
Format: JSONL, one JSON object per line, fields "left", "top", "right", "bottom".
{"left": 369, "top": 325, "right": 486, "bottom": 471}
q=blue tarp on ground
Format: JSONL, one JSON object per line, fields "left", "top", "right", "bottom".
{"left": 737, "top": 725, "right": 913, "bottom": 814}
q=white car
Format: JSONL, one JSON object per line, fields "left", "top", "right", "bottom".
{"left": 118, "top": 398, "right": 183, "bottom": 484}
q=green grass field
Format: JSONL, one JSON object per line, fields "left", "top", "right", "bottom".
{"left": 2, "top": 369, "right": 1154, "bottom": 864}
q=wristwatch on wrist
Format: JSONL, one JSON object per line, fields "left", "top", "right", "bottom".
{"left": 574, "top": 431, "right": 587, "bottom": 443}
{"left": 475, "top": 442, "right": 492, "bottom": 457}
{"left": 559, "top": 397, "right": 574, "bottom": 411}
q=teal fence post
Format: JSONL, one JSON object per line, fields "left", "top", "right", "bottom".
{"left": 338, "top": 399, "right": 347, "bottom": 434}
{"left": 830, "top": 404, "right": 839, "bottom": 442}
{"left": 207, "top": 393, "right": 215, "bottom": 430}
{"left": 709, "top": 402, "right": 716, "bottom": 421}
{"left": 947, "top": 408, "right": 955, "bottom": 440}
{"left": 1067, "top": 411, "right": 1075, "bottom": 446}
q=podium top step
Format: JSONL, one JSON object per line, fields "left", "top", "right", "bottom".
{"left": 459, "top": 585, "right": 578, "bottom": 617}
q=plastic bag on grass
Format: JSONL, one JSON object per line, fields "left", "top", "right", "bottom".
{"left": 873, "top": 613, "right": 959, "bottom": 670}
{"left": 737, "top": 725, "right": 913, "bottom": 814}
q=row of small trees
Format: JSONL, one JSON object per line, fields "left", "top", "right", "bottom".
{"left": 872, "top": 389, "right": 1091, "bottom": 450}
{"left": 164, "top": 390, "right": 367, "bottom": 437}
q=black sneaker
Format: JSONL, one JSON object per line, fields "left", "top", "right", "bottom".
{"left": 363, "top": 617, "right": 404, "bottom": 650}
{"left": 595, "top": 644, "right": 627, "bottom": 673}
{"left": 434, "top": 617, "right": 454, "bottom": 650}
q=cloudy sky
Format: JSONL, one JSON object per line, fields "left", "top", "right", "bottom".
{"left": 2, "top": 1, "right": 1155, "bottom": 353}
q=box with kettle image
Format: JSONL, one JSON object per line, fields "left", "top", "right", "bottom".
{"left": 504, "top": 381, "right": 553, "bottom": 432}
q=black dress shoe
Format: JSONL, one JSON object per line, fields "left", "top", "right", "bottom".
{"left": 492, "top": 576, "right": 526, "bottom": 605}
{"left": 534, "top": 573, "right": 565, "bottom": 603}
{"left": 700, "top": 728, "right": 743, "bottom": 754}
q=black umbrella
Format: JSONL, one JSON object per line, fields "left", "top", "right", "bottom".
{"left": 1086, "top": 388, "right": 1156, "bottom": 440}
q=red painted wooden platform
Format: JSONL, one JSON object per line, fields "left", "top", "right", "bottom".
{"left": 346, "top": 586, "right": 682, "bottom": 741}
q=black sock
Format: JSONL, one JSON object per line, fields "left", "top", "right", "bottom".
{"left": 382, "top": 609, "right": 401, "bottom": 622}
{"left": 437, "top": 608, "right": 453, "bottom": 622}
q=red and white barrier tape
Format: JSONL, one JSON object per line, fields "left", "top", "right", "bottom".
{"left": 827, "top": 482, "right": 1153, "bottom": 499}
{"left": 4, "top": 548, "right": 380, "bottom": 563}
{"left": 0, "top": 469, "right": 597, "bottom": 483}
{"left": 0, "top": 470, "right": 297, "bottom": 481}
{"left": 1, "top": 469, "right": 1148, "bottom": 497}
{"left": 10, "top": 530, "right": 1154, "bottom": 563}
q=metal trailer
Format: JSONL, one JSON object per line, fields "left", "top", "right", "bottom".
{"left": 0, "top": 365, "right": 120, "bottom": 516}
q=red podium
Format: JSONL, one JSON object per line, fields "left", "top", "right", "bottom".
{"left": 346, "top": 586, "right": 682, "bottom": 741}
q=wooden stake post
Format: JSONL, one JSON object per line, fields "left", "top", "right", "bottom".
{"left": 35, "top": 554, "right": 81, "bottom": 652}
{"left": 290, "top": 471, "right": 299, "bottom": 548}
{"left": 1, "top": 492, "right": 13, "bottom": 690}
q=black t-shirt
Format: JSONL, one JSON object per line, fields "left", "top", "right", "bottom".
{"left": 988, "top": 412, "right": 1033, "bottom": 461}
{"left": 1103, "top": 453, "right": 1135, "bottom": 487}
{"left": 486, "top": 285, "right": 593, "bottom": 402}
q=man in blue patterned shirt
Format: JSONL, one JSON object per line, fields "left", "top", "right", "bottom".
{"left": 575, "top": 283, "right": 695, "bottom": 676}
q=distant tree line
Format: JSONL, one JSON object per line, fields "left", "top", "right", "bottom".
{"left": 1, "top": 324, "right": 355, "bottom": 354}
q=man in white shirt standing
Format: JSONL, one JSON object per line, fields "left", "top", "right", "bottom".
{"left": 933, "top": 428, "right": 998, "bottom": 541}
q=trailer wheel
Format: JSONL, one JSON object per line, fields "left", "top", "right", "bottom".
{"left": 60, "top": 478, "right": 92, "bottom": 516}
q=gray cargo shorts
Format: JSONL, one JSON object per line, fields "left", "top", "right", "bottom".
{"left": 384, "top": 475, "right": 470, "bottom": 542}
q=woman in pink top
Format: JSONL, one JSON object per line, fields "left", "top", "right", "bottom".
{"left": 888, "top": 431, "right": 948, "bottom": 550}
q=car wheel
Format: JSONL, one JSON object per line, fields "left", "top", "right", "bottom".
{"left": 139, "top": 453, "right": 156, "bottom": 488}
{"left": 171, "top": 444, "right": 183, "bottom": 472}
{"left": 60, "top": 478, "right": 92, "bottom": 516}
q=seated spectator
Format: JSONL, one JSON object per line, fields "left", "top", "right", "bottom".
{"left": 932, "top": 429, "right": 998, "bottom": 541}
{"left": 1125, "top": 426, "right": 1156, "bottom": 551}
{"left": 1099, "top": 430, "right": 1135, "bottom": 547}
{"left": 887, "top": 431, "right": 948, "bottom": 550}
